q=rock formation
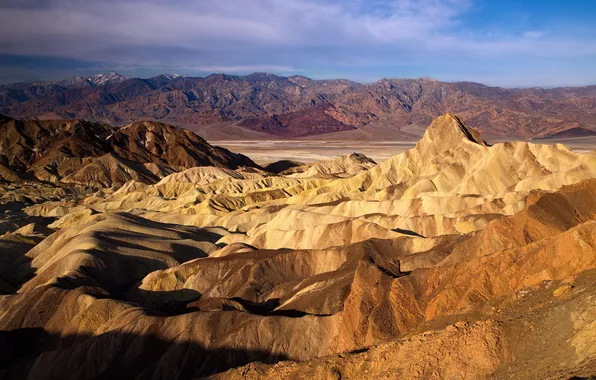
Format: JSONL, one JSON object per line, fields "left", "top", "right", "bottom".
{"left": 0, "top": 114, "right": 595, "bottom": 379}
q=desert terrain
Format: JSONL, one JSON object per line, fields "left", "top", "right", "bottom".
{"left": 1, "top": 112, "right": 596, "bottom": 379}
{"left": 212, "top": 136, "right": 596, "bottom": 165}
{"left": 210, "top": 140, "right": 415, "bottom": 164}
{"left": 2, "top": 0, "right": 596, "bottom": 376}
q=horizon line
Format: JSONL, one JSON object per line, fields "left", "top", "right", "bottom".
{"left": 3, "top": 71, "right": 596, "bottom": 90}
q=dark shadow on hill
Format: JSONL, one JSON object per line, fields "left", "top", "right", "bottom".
{"left": 49, "top": 249, "right": 185, "bottom": 300}
{"left": 392, "top": 227, "right": 425, "bottom": 238}
{"left": 0, "top": 238, "right": 35, "bottom": 294}
{"left": 262, "top": 159, "right": 305, "bottom": 174}
{"left": 227, "top": 297, "right": 333, "bottom": 318}
{"left": 0, "top": 223, "right": 55, "bottom": 294}
{"left": 126, "top": 288, "right": 202, "bottom": 315}
{"left": 126, "top": 288, "right": 332, "bottom": 318}
{"left": 0, "top": 327, "right": 290, "bottom": 379}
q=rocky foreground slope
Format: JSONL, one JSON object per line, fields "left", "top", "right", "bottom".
{"left": 1, "top": 114, "right": 596, "bottom": 379}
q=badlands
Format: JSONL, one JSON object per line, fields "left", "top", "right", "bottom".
{"left": 1, "top": 114, "right": 596, "bottom": 379}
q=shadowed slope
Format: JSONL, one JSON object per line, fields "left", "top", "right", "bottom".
{"left": 0, "top": 181, "right": 595, "bottom": 379}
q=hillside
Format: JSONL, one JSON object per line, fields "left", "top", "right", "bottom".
{"left": 0, "top": 117, "right": 259, "bottom": 187}
{"left": 0, "top": 114, "right": 595, "bottom": 378}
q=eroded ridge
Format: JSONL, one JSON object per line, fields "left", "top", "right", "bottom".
{"left": 1, "top": 114, "right": 596, "bottom": 379}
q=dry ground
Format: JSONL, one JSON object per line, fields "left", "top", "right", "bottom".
{"left": 212, "top": 136, "right": 596, "bottom": 165}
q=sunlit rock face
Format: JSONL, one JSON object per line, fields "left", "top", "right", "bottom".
{"left": 1, "top": 114, "right": 596, "bottom": 379}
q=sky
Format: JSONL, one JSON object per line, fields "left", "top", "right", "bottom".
{"left": 0, "top": 0, "right": 595, "bottom": 87}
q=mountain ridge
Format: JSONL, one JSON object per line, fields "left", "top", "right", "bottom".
{"left": 2, "top": 73, "right": 596, "bottom": 139}
{"left": 0, "top": 117, "right": 259, "bottom": 187}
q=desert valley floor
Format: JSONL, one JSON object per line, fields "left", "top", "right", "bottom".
{"left": 210, "top": 141, "right": 416, "bottom": 164}
{"left": 213, "top": 136, "right": 596, "bottom": 164}
{"left": 1, "top": 114, "right": 596, "bottom": 379}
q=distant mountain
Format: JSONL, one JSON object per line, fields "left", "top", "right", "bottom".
{"left": 239, "top": 103, "right": 359, "bottom": 137}
{"left": 1, "top": 73, "right": 596, "bottom": 139}
{"left": 56, "top": 72, "right": 130, "bottom": 89}
{"left": 0, "top": 116, "right": 259, "bottom": 187}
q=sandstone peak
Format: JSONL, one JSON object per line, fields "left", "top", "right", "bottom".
{"left": 426, "top": 114, "right": 487, "bottom": 146}
{"left": 285, "top": 152, "right": 377, "bottom": 178}
{"left": 0, "top": 117, "right": 259, "bottom": 186}
{"left": 416, "top": 114, "right": 488, "bottom": 158}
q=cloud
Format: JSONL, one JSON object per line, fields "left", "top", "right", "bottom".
{"left": 0, "top": 0, "right": 591, "bottom": 58}
{"left": 0, "top": 0, "right": 471, "bottom": 53}
{"left": 0, "top": 0, "right": 595, "bottom": 86}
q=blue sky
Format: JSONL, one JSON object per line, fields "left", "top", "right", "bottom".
{"left": 0, "top": 0, "right": 595, "bottom": 86}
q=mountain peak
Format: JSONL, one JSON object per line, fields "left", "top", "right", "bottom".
{"left": 244, "top": 72, "right": 284, "bottom": 81}
{"left": 152, "top": 73, "right": 184, "bottom": 80}
{"left": 54, "top": 72, "right": 129, "bottom": 89}
{"left": 426, "top": 114, "right": 486, "bottom": 145}
{"left": 2, "top": 73, "right": 595, "bottom": 140}
{"left": 416, "top": 114, "right": 488, "bottom": 157}
{"left": 88, "top": 72, "right": 128, "bottom": 85}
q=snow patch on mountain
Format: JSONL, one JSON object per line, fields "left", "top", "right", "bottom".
{"left": 55, "top": 72, "right": 129, "bottom": 89}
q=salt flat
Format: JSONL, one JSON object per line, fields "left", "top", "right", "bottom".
{"left": 211, "top": 140, "right": 417, "bottom": 164}
{"left": 212, "top": 136, "right": 596, "bottom": 165}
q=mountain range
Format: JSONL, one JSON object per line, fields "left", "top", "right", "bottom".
{"left": 2, "top": 73, "right": 596, "bottom": 140}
